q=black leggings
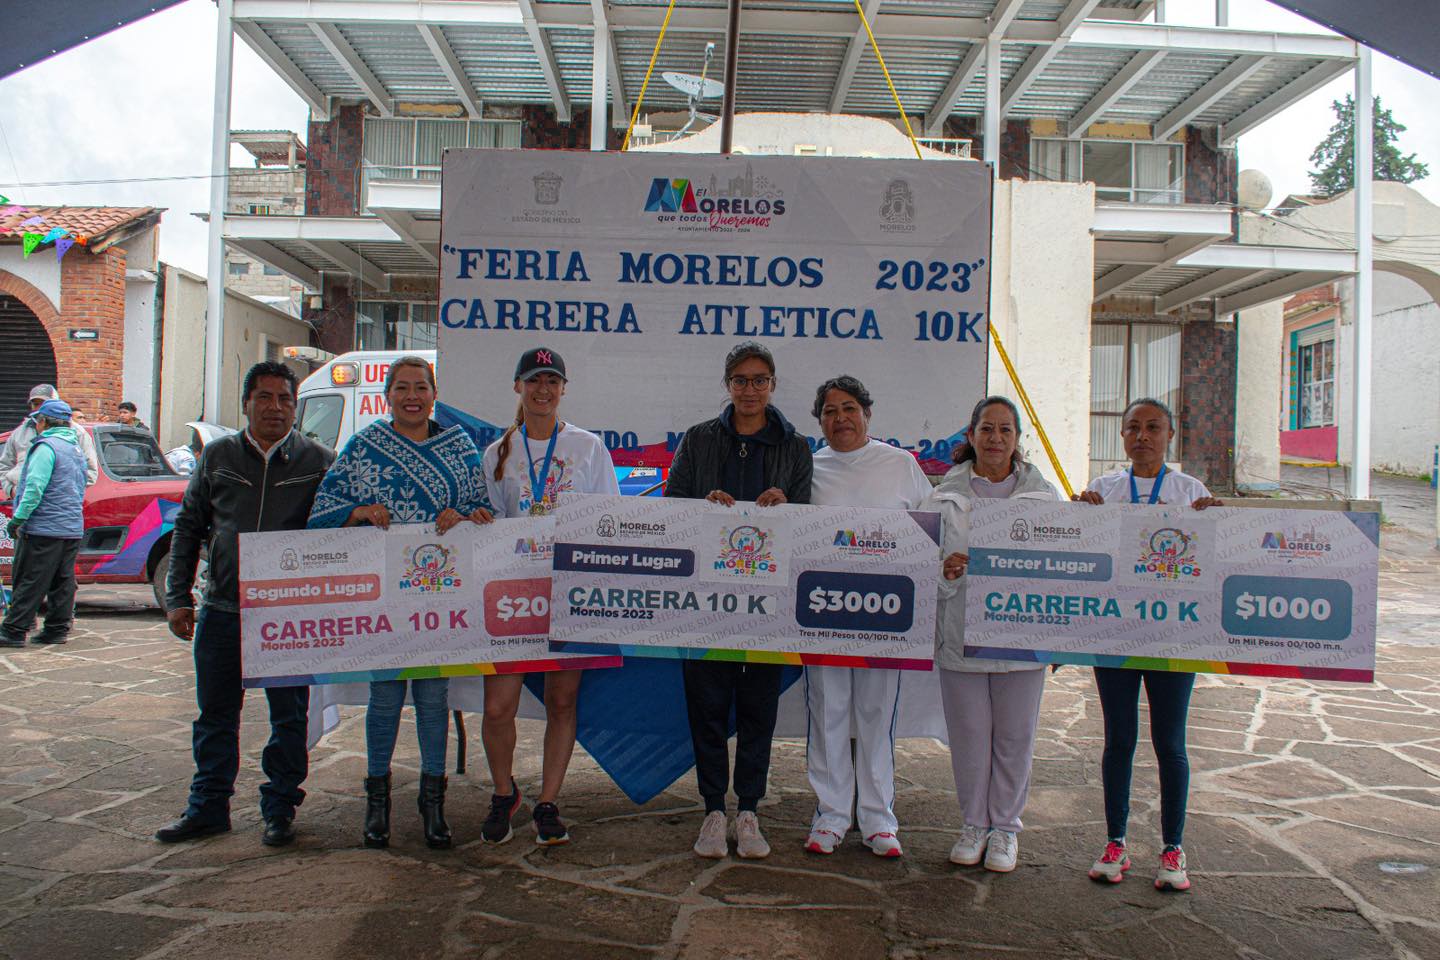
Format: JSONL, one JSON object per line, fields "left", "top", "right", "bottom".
{"left": 683, "top": 660, "right": 783, "bottom": 813}
{"left": 1093, "top": 667, "right": 1195, "bottom": 847}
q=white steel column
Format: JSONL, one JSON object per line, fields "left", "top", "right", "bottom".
{"left": 591, "top": 21, "right": 609, "bottom": 150}
{"left": 1349, "top": 46, "right": 1373, "bottom": 499}
{"left": 983, "top": 37, "right": 1001, "bottom": 175}
{"left": 204, "top": 0, "right": 235, "bottom": 423}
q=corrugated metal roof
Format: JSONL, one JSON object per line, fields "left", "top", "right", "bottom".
{"left": 241, "top": 6, "right": 1351, "bottom": 132}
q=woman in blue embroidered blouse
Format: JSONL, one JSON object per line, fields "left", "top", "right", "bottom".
{"left": 308, "top": 356, "right": 492, "bottom": 851}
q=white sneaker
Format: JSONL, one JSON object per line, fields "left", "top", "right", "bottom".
{"left": 863, "top": 831, "right": 903, "bottom": 858}
{"left": 984, "top": 829, "right": 1018, "bottom": 872}
{"left": 693, "top": 811, "right": 728, "bottom": 859}
{"left": 735, "top": 811, "right": 770, "bottom": 859}
{"left": 949, "top": 824, "right": 989, "bottom": 865}
{"left": 805, "top": 828, "right": 843, "bottom": 855}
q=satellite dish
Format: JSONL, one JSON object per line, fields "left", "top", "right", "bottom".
{"left": 662, "top": 71, "right": 725, "bottom": 101}
{"left": 663, "top": 44, "right": 725, "bottom": 140}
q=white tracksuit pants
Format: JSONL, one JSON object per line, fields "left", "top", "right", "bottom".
{"left": 804, "top": 665, "right": 901, "bottom": 838}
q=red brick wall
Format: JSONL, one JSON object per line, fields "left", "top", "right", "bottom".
{"left": 306, "top": 103, "right": 365, "bottom": 217}
{"left": 54, "top": 246, "right": 128, "bottom": 422}
{"left": 1184, "top": 127, "right": 1238, "bottom": 207}
{"left": 1180, "top": 319, "right": 1237, "bottom": 494}
{"left": 1284, "top": 284, "right": 1337, "bottom": 311}
{"left": 305, "top": 274, "right": 356, "bottom": 355}
{"left": 521, "top": 106, "right": 620, "bottom": 150}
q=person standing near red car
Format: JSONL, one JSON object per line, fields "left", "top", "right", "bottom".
{"left": 0, "top": 399, "right": 87, "bottom": 648}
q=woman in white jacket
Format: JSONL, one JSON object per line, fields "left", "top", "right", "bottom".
{"left": 924, "top": 395, "right": 1058, "bottom": 873}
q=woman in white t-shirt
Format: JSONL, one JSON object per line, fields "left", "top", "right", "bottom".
{"left": 478, "top": 347, "right": 619, "bottom": 848}
{"left": 803, "top": 376, "right": 933, "bottom": 859}
{"left": 925, "top": 395, "right": 1060, "bottom": 874}
{"left": 1073, "top": 397, "right": 1221, "bottom": 894}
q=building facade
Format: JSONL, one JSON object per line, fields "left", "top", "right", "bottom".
{"left": 0, "top": 207, "right": 163, "bottom": 431}
{"left": 217, "top": 0, "right": 1365, "bottom": 494}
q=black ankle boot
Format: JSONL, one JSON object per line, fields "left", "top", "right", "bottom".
{"left": 418, "top": 773, "right": 452, "bottom": 849}
{"left": 363, "top": 774, "right": 391, "bottom": 848}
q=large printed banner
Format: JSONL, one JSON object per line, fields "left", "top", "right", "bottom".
{"left": 547, "top": 495, "right": 941, "bottom": 669}
{"left": 238, "top": 520, "right": 619, "bottom": 687}
{"left": 964, "top": 501, "right": 1379, "bottom": 682}
{"left": 438, "top": 151, "right": 991, "bottom": 472}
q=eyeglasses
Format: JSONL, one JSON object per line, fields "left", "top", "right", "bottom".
{"left": 726, "top": 375, "right": 775, "bottom": 390}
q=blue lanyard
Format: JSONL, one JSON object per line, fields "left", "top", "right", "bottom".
{"left": 522, "top": 423, "right": 559, "bottom": 510}
{"left": 1129, "top": 463, "right": 1167, "bottom": 504}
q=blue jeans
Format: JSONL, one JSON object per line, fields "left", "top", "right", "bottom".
{"left": 367, "top": 678, "right": 449, "bottom": 776}
{"left": 1093, "top": 667, "right": 1195, "bottom": 848}
{"left": 187, "top": 607, "right": 309, "bottom": 823}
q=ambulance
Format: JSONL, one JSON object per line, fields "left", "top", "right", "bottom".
{"left": 292, "top": 349, "right": 666, "bottom": 495}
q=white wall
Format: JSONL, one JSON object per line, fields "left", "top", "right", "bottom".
{"left": 1235, "top": 300, "right": 1282, "bottom": 490}
{"left": 988, "top": 179, "right": 1096, "bottom": 494}
{"left": 0, "top": 246, "right": 61, "bottom": 312}
{"left": 159, "top": 266, "right": 309, "bottom": 449}
{"left": 159, "top": 266, "right": 208, "bottom": 450}
{"left": 122, "top": 275, "right": 158, "bottom": 422}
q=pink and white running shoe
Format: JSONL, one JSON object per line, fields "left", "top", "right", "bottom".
{"left": 1088, "top": 840, "right": 1131, "bottom": 883}
{"left": 1155, "top": 847, "right": 1191, "bottom": 892}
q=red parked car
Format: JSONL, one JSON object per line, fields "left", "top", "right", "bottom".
{"left": 1, "top": 423, "right": 190, "bottom": 608}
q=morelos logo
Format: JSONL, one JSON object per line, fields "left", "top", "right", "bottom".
{"left": 597, "top": 513, "right": 666, "bottom": 537}
{"left": 280, "top": 548, "right": 300, "bottom": 572}
{"left": 1260, "top": 530, "right": 1331, "bottom": 559}
{"left": 833, "top": 527, "right": 897, "bottom": 556}
{"left": 644, "top": 164, "right": 788, "bottom": 231}
{"left": 1136, "top": 527, "right": 1201, "bottom": 580}
{"left": 645, "top": 178, "right": 699, "bottom": 213}
{"left": 1011, "top": 518, "right": 1080, "bottom": 544}
{"left": 398, "top": 543, "right": 462, "bottom": 593}
{"left": 514, "top": 536, "right": 552, "bottom": 560}
{"left": 715, "top": 524, "right": 777, "bottom": 577}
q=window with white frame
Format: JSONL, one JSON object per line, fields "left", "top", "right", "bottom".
{"left": 1090, "top": 321, "right": 1183, "bottom": 479}
{"left": 355, "top": 301, "right": 438, "bottom": 352}
{"left": 1296, "top": 337, "right": 1336, "bottom": 428}
{"left": 1032, "top": 138, "right": 1185, "bottom": 204}
{"left": 362, "top": 118, "right": 522, "bottom": 186}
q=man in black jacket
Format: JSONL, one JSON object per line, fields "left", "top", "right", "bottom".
{"left": 155, "top": 361, "right": 335, "bottom": 848}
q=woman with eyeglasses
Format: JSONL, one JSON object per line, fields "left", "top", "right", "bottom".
{"left": 1073, "top": 397, "right": 1221, "bottom": 893}
{"left": 479, "top": 347, "right": 619, "bottom": 848}
{"left": 666, "top": 340, "right": 813, "bottom": 861}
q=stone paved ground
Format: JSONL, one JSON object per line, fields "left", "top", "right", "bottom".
{"left": 1, "top": 506, "right": 1437, "bottom": 958}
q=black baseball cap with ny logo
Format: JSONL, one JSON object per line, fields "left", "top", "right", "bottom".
{"left": 514, "top": 347, "right": 567, "bottom": 382}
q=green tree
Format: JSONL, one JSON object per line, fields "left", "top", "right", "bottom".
{"left": 1308, "top": 94, "right": 1429, "bottom": 196}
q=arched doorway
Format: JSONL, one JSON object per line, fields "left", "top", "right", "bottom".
{"left": 0, "top": 295, "right": 58, "bottom": 430}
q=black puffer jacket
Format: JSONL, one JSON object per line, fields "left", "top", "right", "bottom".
{"left": 165, "top": 430, "right": 335, "bottom": 613}
{"left": 665, "top": 404, "right": 813, "bottom": 504}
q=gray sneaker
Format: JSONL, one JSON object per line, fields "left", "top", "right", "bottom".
{"left": 735, "top": 811, "right": 770, "bottom": 860}
{"left": 693, "top": 810, "right": 728, "bottom": 859}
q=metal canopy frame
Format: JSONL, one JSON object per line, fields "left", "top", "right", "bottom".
{"left": 230, "top": 0, "right": 1356, "bottom": 136}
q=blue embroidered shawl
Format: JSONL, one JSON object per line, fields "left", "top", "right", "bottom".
{"left": 308, "top": 420, "right": 488, "bottom": 529}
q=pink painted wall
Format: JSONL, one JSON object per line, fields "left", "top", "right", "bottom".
{"left": 1280, "top": 426, "right": 1338, "bottom": 462}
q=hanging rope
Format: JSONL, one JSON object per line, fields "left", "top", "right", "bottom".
{"left": 851, "top": 0, "right": 923, "bottom": 160}
{"left": 622, "top": 0, "right": 681, "bottom": 151}
{"left": 990, "top": 324, "right": 1075, "bottom": 498}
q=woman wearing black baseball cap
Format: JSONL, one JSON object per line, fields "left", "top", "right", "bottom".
{"left": 478, "top": 346, "right": 620, "bottom": 847}
{"left": 665, "top": 340, "right": 813, "bottom": 860}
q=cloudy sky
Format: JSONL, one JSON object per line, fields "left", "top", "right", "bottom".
{"left": 0, "top": 0, "right": 1435, "bottom": 275}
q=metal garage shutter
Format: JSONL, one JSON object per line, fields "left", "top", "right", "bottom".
{"left": 0, "top": 296, "right": 58, "bottom": 431}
